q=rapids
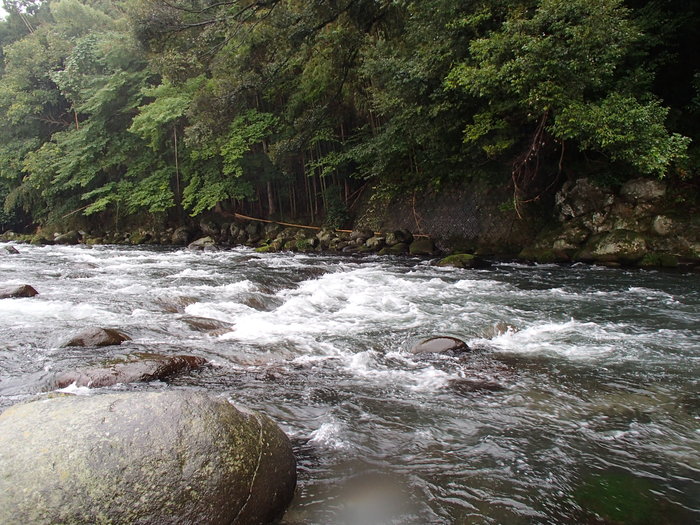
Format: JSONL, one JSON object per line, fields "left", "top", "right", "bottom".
{"left": 0, "top": 244, "right": 698, "bottom": 524}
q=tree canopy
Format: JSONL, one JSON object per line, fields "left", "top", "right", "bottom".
{"left": 0, "top": 0, "right": 697, "bottom": 231}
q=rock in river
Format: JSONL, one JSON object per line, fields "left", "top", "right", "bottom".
{"left": 51, "top": 353, "right": 208, "bottom": 388}
{"left": 410, "top": 336, "right": 470, "bottom": 356}
{"left": 0, "top": 284, "right": 38, "bottom": 298}
{"left": 0, "top": 391, "right": 297, "bottom": 525}
{"left": 62, "top": 327, "right": 130, "bottom": 347}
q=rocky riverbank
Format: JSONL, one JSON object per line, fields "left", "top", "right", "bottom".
{"left": 2, "top": 177, "right": 699, "bottom": 269}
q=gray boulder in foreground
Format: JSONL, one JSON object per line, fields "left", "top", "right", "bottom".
{"left": 0, "top": 391, "right": 297, "bottom": 525}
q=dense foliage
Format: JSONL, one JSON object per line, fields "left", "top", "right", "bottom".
{"left": 0, "top": 0, "right": 697, "bottom": 230}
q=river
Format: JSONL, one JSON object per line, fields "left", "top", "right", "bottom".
{"left": 0, "top": 244, "right": 698, "bottom": 524}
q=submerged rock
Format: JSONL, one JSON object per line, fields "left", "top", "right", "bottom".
{"left": 437, "top": 253, "right": 485, "bottom": 269}
{"left": 410, "top": 336, "right": 470, "bottom": 356}
{"left": 52, "top": 353, "right": 208, "bottom": 388}
{"left": 1, "top": 245, "right": 20, "bottom": 254}
{"left": 0, "top": 391, "right": 297, "bottom": 525}
{"left": 62, "top": 327, "right": 130, "bottom": 347}
{"left": 0, "top": 284, "right": 38, "bottom": 298}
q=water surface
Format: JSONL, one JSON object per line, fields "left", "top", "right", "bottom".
{"left": 1, "top": 244, "right": 698, "bottom": 524}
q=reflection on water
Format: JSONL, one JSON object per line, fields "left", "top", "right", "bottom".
{"left": 1, "top": 244, "right": 699, "bottom": 524}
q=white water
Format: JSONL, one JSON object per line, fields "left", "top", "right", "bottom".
{"left": 1, "top": 244, "right": 699, "bottom": 524}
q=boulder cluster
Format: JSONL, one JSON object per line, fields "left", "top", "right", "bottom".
{"left": 520, "top": 177, "right": 700, "bottom": 267}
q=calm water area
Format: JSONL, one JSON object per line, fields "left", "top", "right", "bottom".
{"left": 1, "top": 244, "right": 698, "bottom": 524}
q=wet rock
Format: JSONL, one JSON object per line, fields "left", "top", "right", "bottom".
{"left": 378, "top": 242, "right": 409, "bottom": 256}
{"left": 1, "top": 245, "right": 19, "bottom": 254}
{"left": 576, "top": 230, "right": 648, "bottom": 264}
{"left": 181, "top": 316, "right": 232, "bottom": 333}
{"left": 187, "top": 236, "right": 216, "bottom": 250}
{"left": 366, "top": 236, "right": 386, "bottom": 250}
{"left": 408, "top": 237, "right": 436, "bottom": 256}
{"left": 620, "top": 177, "right": 666, "bottom": 203}
{"left": 350, "top": 229, "right": 373, "bottom": 242}
{"left": 385, "top": 229, "right": 413, "bottom": 246}
{"left": 410, "top": 336, "right": 470, "bottom": 356}
{"left": 480, "top": 322, "right": 518, "bottom": 339}
{"left": 54, "top": 230, "right": 81, "bottom": 245}
{"left": 30, "top": 234, "right": 54, "bottom": 246}
{"left": 0, "top": 284, "right": 38, "bottom": 298}
{"left": 155, "top": 296, "right": 199, "bottom": 313}
{"left": 0, "top": 391, "right": 297, "bottom": 525}
{"left": 171, "top": 226, "right": 192, "bottom": 245}
{"left": 62, "top": 327, "right": 130, "bottom": 347}
{"left": 52, "top": 353, "right": 208, "bottom": 388}
{"left": 437, "top": 253, "right": 484, "bottom": 269}
{"left": 638, "top": 252, "right": 679, "bottom": 268}
{"left": 448, "top": 379, "right": 504, "bottom": 395}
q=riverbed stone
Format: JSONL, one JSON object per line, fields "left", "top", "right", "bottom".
{"left": 62, "top": 327, "right": 130, "bottom": 347}
{"left": 0, "top": 284, "right": 38, "bottom": 298}
{"left": 437, "top": 253, "right": 484, "bottom": 269}
{"left": 385, "top": 230, "right": 413, "bottom": 246}
{"left": 409, "top": 237, "right": 436, "bottom": 256}
{"left": 410, "top": 336, "right": 470, "bottom": 356}
{"left": 54, "top": 230, "right": 81, "bottom": 245}
{"left": 51, "top": 353, "right": 208, "bottom": 388}
{"left": 366, "top": 236, "right": 386, "bottom": 250}
{"left": 187, "top": 236, "right": 216, "bottom": 250}
{"left": 576, "top": 230, "right": 648, "bottom": 264}
{"left": 378, "top": 242, "right": 409, "bottom": 256}
{"left": 0, "top": 391, "right": 297, "bottom": 525}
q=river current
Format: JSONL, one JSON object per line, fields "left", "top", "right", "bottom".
{"left": 0, "top": 244, "right": 698, "bottom": 524}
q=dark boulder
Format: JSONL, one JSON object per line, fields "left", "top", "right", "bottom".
{"left": 385, "top": 229, "right": 414, "bottom": 246}
{"left": 171, "top": 226, "right": 192, "bottom": 245}
{"left": 62, "top": 327, "right": 130, "bottom": 347}
{"left": 0, "top": 391, "right": 297, "bottom": 525}
{"left": 410, "top": 336, "right": 470, "bottom": 356}
{"left": 54, "top": 230, "right": 81, "bottom": 245}
{"left": 51, "top": 353, "right": 208, "bottom": 389}
{"left": 0, "top": 284, "right": 38, "bottom": 298}
{"left": 437, "top": 253, "right": 485, "bottom": 269}
{"left": 408, "top": 237, "right": 436, "bottom": 256}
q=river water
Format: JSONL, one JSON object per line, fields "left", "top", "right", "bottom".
{"left": 0, "top": 244, "right": 698, "bottom": 524}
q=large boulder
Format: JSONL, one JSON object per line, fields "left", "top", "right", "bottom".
{"left": 62, "top": 327, "right": 130, "bottom": 347}
{"left": 0, "top": 391, "right": 297, "bottom": 524}
{"left": 171, "top": 226, "right": 192, "bottom": 245}
{"left": 408, "top": 237, "right": 436, "bottom": 256}
{"left": 576, "top": 230, "right": 648, "bottom": 264}
{"left": 0, "top": 284, "right": 38, "bottom": 298}
{"left": 187, "top": 236, "right": 216, "bottom": 250}
{"left": 54, "top": 230, "right": 81, "bottom": 245}
{"left": 437, "top": 253, "right": 485, "bottom": 269}
{"left": 51, "top": 353, "right": 208, "bottom": 389}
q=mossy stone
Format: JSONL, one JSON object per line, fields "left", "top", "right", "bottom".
{"left": 0, "top": 391, "right": 296, "bottom": 525}
{"left": 437, "top": 253, "right": 483, "bottom": 268}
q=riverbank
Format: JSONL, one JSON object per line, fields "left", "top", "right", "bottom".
{"left": 2, "top": 177, "right": 699, "bottom": 270}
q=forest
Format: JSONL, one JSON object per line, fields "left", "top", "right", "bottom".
{"left": 0, "top": 0, "right": 698, "bottom": 233}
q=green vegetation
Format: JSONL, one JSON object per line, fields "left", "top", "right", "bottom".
{"left": 0, "top": 0, "right": 698, "bottom": 231}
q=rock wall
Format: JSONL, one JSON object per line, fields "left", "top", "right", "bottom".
{"left": 354, "top": 181, "right": 545, "bottom": 255}
{"left": 520, "top": 177, "right": 700, "bottom": 267}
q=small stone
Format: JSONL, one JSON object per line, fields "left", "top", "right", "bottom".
{"left": 62, "top": 327, "right": 130, "bottom": 347}
{"left": 410, "top": 336, "right": 470, "bottom": 356}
